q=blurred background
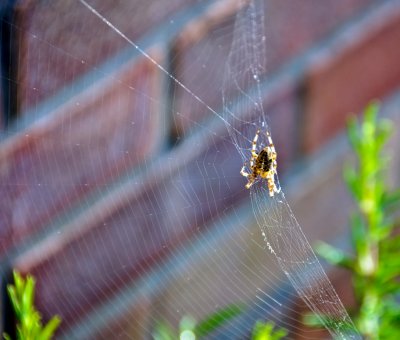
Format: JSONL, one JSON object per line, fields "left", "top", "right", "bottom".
{"left": 1, "top": 0, "right": 400, "bottom": 338}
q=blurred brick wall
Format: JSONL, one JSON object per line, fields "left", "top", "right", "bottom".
{"left": 1, "top": 0, "right": 400, "bottom": 338}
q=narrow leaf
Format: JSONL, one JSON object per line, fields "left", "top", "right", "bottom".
{"left": 7, "top": 286, "right": 21, "bottom": 319}
{"left": 315, "top": 241, "right": 354, "bottom": 269}
{"left": 3, "top": 333, "right": 12, "bottom": 340}
{"left": 195, "top": 304, "right": 243, "bottom": 337}
{"left": 38, "top": 316, "right": 62, "bottom": 340}
{"left": 22, "top": 276, "right": 35, "bottom": 315}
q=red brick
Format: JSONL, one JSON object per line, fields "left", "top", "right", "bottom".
{"left": 303, "top": 8, "right": 400, "bottom": 153}
{"left": 14, "top": 0, "right": 198, "bottom": 112}
{"left": 45, "top": 82, "right": 400, "bottom": 338}
{"left": 12, "top": 128, "right": 248, "bottom": 333}
{"left": 263, "top": 83, "right": 299, "bottom": 173}
{"left": 173, "top": 0, "right": 373, "bottom": 135}
{"left": 47, "top": 77, "right": 359, "bottom": 334}
{"left": 9, "top": 78, "right": 299, "bottom": 335}
{"left": 90, "top": 296, "right": 152, "bottom": 340}
{"left": 0, "top": 56, "right": 161, "bottom": 257}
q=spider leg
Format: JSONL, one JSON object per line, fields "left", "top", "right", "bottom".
{"left": 245, "top": 181, "right": 254, "bottom": 189}
{"left": 241, "top": 165, "right": 254, "bottom": 189}
{"left": 266, "top": 172, "right": 281, "bottom": 197}
{"left": 266, "top": 131, "right": 277, "bottom": 161}
{"left": 273, "top": 170, "right": 281, "bottom": 193}
{"left": 266, "top": 131, "right": 273, "bottom": 146}
{"left": 251, "top": 129, "right": 260, "bottom": 159}
{"left": 240, "top": 165, "right": 250, "bottom": 178}
{"left": 267, "top": 176, "right": 275, "bottom": 197}
{"left": 250, "top": 155, "right": 255, "bottom": 167}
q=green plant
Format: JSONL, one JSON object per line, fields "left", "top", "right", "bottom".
{"left": 306, "top": 102, "right": 400, "bottom": 339}
{"left": 152, "top": 304, "right": 242, "bottom": 339}
{"left": 3, "top": 271, "right": 61, "bottom": 340}
{"left": 252, "top": 320, "right": 288, "bottom": 340}
{"left": 152, "top": 304, "right": 287, "bottom": 339}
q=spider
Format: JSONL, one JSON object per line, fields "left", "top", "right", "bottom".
{"left": 240, "top": 129, "right": 280, "bottom": 197}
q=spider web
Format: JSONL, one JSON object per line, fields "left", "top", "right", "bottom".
{"left": 222, "top": 1, "right": 360, "bottom": 339}
{"left": 0, "top": 0, "right": 362, "bottom": 338}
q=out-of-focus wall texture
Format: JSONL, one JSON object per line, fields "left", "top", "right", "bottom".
{"left": 1, "top": 0, "right": 400, "bottom": 338}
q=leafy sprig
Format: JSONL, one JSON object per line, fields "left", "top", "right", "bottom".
{"left": 3, "top": 271, "right": 61, "bottom": 340}
{"left": 307, "top": 102, "right": 400, "bottom": 338}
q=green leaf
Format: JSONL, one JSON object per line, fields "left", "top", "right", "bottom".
{"left": 347, "top": 116, "right": 363, "bottom": 158}
{"left": 315, "top": 241, "right": 354, "bottom": 269}
{"left": 350, "top": 214, "right": 367, "bottom": 255}
{"left": 3, "top": 333, "right": 12, "bottom": 340}
{"left": 363, "top": 101, "right": 379, "bottom": 129}
{"left": 13, "top": 271, "right": 24, "bottom": 296}
{"left": 375, "top": 119, "right": 392, "bottom": 151}
{"left": 303, "top": 313, "right": 325, "bottom": 328}
{"left": 7, "top": 285, "right": 21, "bottom": 319}
{"left": 381, "top": 234, "right": 400, "bottom": 258}
{"left": 194, "top": 304, "right": 243, "bottom": 337}
{"left": 371, "top": 222, "right": 392, "bottom": 242}
{"left": 252, "top": 320, "right": 288, "bottom": 340}
{"left": 39, "top": 316, "right": 62, "bottom": 340}
{"left": 382, "top": 189, "right": 400, "bottom": 211}
{"left": 16, "top": 327, "right": 23, "bottom": 340}
{"left": 343, "top": 164, "right": 360, "bottom": 200}
{"left": 22, "top": 276, "right": 35, "bottom": 316}
{"left": 152, "top": 321, "right": 176, "bottom": 340}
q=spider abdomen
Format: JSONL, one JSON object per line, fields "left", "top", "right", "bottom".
{"left": 255, "top": 149, "right": 273, "bottom": 175}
